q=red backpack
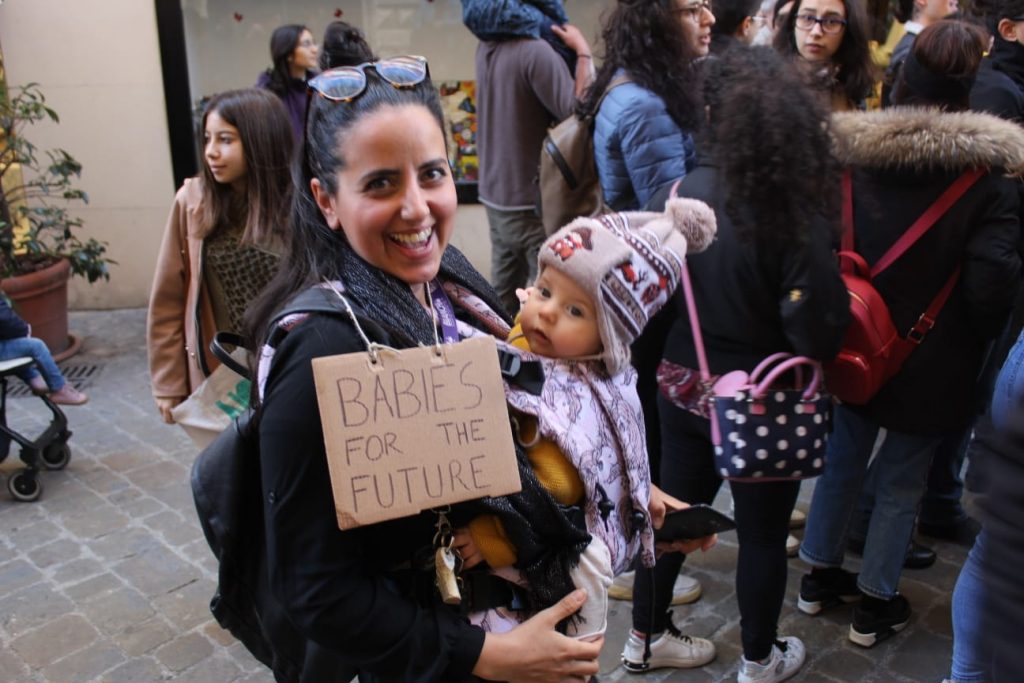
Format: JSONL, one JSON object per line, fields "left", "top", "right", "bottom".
{"left": 824, "top": 168, "right": 985, "bottom": 405}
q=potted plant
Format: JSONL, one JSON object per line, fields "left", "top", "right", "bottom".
{"left": 0, "top": 80, "right": 114, "bottom": 359}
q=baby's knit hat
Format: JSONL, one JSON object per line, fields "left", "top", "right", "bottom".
{"left": 537, "top": 197, "right": 717, "bottom": 375}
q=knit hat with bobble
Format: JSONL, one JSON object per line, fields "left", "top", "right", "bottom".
{"left": 537, "top": 197, "right": 717, "bottom": 375}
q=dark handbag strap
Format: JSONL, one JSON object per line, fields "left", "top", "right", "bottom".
{"left": 841, "top": 167, "right": 985, "bottom": 348}
{"left": 211, "top": 332, "right": 250, "bottom": 380}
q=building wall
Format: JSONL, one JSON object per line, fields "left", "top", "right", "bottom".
{"left": 0, "top": 0, "right": 176, "bottom": 309}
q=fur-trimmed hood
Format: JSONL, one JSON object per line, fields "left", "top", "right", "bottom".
{"left": 830, "top": 108, "right": 1024, "bottom": 175}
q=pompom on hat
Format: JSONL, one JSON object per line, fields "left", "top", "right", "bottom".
{"left": 537, "top": 198, "right": 717, "bottom": 375}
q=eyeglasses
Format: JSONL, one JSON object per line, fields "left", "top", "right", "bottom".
{"left": 676, "top": 0, "right": 713, "bottom": 21}
{"left": 794, "top": 13, "right": 848, "bottom": 33}
{"left": 308, "top": 55, "right": 429, "bottom": 103}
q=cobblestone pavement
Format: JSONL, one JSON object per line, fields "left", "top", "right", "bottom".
{"left": 0, "top": 309, "right": 966, "bottom": 682}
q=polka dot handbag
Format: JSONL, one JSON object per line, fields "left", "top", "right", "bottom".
{"left": 680, "top": 262, "right": 831, "bottom": 482}
{"left": 709, "top": 354, "right": 830, "bottom": 481}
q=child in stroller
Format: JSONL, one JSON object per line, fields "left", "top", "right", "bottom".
{"left": 0, "top": 297, "right": 82, "bottom": 501}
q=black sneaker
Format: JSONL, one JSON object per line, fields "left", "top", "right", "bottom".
{"left": 917, "top": 516, "right": 981, "bottom": 547}
{"left": 849, "top": 594, "right": 911, "bottom": 647}
{"left": 797, "top": 567, "right": 861, "bottom": 615}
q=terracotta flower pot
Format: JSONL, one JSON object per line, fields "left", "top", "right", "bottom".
{"left": 1, "top": 258, "right": 80, "bottom": 361}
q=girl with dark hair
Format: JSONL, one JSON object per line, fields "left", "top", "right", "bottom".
{"left": 629, "top": 46, "right": 849, "bottom": 680}
{"left": 773, "top": 0, "right": 876, "bottom": 110}
{"left": 242, "top": 56, "right": 608, "bottom": 682}
{"left": 319, "top": 20, "right": 376, "bottom": 70}
{"left": 256, "top": 24, "right": 319, "bottom": 141}
{"left": 148, "top": 88, "right": 293, "bottom": 424}
{"left": 579, "top": 0, "right": 713, "bottom": 211}
{"left": 798, "top": 18, "right": 1023, "bottom": 656}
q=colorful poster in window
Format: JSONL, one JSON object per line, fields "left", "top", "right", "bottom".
{"left": 438, "top": 80, "right": 478, "bottom": 183}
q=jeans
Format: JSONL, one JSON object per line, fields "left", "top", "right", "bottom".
{"left": 800, "top": 405, "right": 940, "bottom": 599}
{"left": 850, "top": 427, "right": 970, "bottom": 540}
{"left": 633, "top": 397, "right": 799, "bottom": 661}
{"left": 484, "top": 206, "right": 548, "bottom": 316}
{"left": 951, "top": 531, "right": 989, "bottom": 682}
{"left": 0, "top": 337, "right": 65, "bottom": 391}
{"left": 991, "top": 328, "right": 1024, "bottom": 431}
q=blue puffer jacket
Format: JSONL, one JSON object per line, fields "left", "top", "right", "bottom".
{"left": 461, "top": 0, "right": 567, "bottom": 40}
{"left": 594, "top": 78, "right": 696, "bottom": 211}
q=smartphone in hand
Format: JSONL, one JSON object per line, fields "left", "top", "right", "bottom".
{"left": 654, "top": 504, "right": 737, "bottom": 543}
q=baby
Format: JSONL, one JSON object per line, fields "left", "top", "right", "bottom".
{"left": 455, "top": 198, "right": 716, "bottom": 638}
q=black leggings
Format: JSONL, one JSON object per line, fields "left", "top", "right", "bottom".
{"left": 632, "top": 395, "right": 800, "bottom": 661}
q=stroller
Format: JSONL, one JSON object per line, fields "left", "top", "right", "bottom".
{"left": 0, "top": 356, "right": 72, "bottom": 502}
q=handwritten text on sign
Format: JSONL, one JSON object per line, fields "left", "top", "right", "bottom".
{"left": 312, "top": 336, "right": 521, "bottom": 529}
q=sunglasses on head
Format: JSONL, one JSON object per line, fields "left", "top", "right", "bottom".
{"left": 308, "top": 55, "right": 429, "bottom": 102}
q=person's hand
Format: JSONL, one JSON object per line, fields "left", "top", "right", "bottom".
{"left": 453, "top": 527, "right": 484, "bottom": 569}
{"left": 155, "top": 396, "right": 184, "bottom": 424}
{"left": 551, "top": 24, "right": 590, "bottom": 58}
{"left": 649, "top": 484, "right": 717, "bottom": 557}
{"left": 472, "top": 589, "right": 603, "bottom": 682}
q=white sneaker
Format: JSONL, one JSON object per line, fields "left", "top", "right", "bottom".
{"left": 786, "top": 534, "right": 799, "bottom": 557}
{"left": 621, "top": 616, "right": 716, "bottom": 672}
{"left": 789, "top": 508, "right": 807, "bottom": 529}
{"left": 608, "top": 570, "right": 702, "bottom": 605}
{"left": 737, "top": 636, "right": 806, "bottom": 683}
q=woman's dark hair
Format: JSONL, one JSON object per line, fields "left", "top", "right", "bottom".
{"left": 697, "top": 46, "right": 840, "bottom": 243}
{"left": 578, "top": 0, "right": 702, "bottom": 132}
{"left": 265, "top": 24, "right": 310, "bottom": 95}
{"left": 245, "top": 68, "right": 447, "bottom": 359}
{"left": 774, "top": 0, "right": 877, "bottom": 105}
{"left": 198, "top": 88, "right": 294, "bottom": 244}
{"left": 773, "top": 0, "right": 795, "bottom": 23}
{"left": 319, "top": 21, "right": 376, "bottom": 70}
{"left": 893, "top": 0, "right": 915, "bottom": 23}
{"left": 966, "top": 0, "right": 1024, "bottom": 33}
{"left": 891, "top": 19, "right": 988, "bottom": 110}
{"left": 713, "top": 0, "right": 764, "bottom": 37}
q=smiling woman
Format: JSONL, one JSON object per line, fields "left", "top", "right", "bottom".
{"left": 310, "top": 104, "right": 456, "bottom": 288}
{"left": 242, "top": 56, "right": 607, "bottom": 682}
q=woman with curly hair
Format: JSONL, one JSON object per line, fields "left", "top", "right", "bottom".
{"left": 773, "top": 0, "right": 875, "bottom": 110}
{"left": 629, "top": 46, "right": 850, "bottom": 680}
{"left": 579, "top": 0, "right": 712, "bottom": 211}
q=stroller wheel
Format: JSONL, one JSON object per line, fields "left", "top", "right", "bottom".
{"left": 8, "top": 469, "right": 41, "bottom": 502}
{"left": 42, "top": 443, "right": 71, "bottom": 470}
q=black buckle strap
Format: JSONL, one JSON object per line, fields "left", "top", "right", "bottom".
{"left": 497, "top": 349, "right": 545, "bottom": 396}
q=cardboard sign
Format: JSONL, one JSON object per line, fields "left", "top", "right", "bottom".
{"left": 312, "top": 336, "right": 522, "bottom": 529}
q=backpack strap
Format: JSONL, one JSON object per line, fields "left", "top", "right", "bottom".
{"left": 840, "top": 167, "right": 985, "bottom": 275}
{"left": 842, "top": 167, "right": 987, "bottom": 356}
{"left": 587, "top": 73, "right": 633, "bottom": 122}
{"left": 870, "top": 167, "right": 986, "bottom": 277}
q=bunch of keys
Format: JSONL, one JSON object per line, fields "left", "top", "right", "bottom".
{"left": 433, "top": 508, "right": 462, "bottom": 605}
